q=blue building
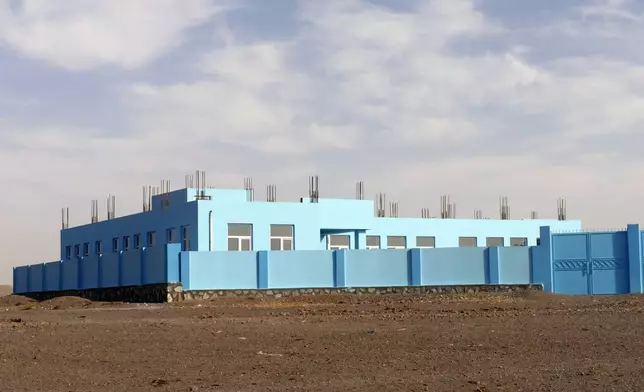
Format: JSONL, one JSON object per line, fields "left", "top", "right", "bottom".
{"left": 60, "top": 185, "right": 582, "bottom": 262}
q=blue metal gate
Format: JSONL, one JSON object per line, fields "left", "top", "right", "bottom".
{"left": 553, "top": 232, "right": 628, "bottom": 295}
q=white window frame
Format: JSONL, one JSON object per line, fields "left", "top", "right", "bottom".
{"left": 366, "top": 235, "right": 380, "bottom": 250}
{"left": 270, "top": 224, "right": 294, "bottom": 251}
{"left": 181, "top": 226, "right": 190, "bottom": 251}
{"left": 510, "top": 237, "right": 528, "bottom": 247}
{"left": 387, "top": 236, "right": 407, "bottom": 249}
{"left": 327, "top": 235, "right": 350, "bottom": 250}
{"left": 459, "top": 237, "right": 478, "bottom": 247}
{"left": 415, "top": 236, "right": 435, "bottom": 249}
{"left": 228, "top": 236, "right": 252, "bottom": 251}
{"left": 227, "top": 223, "right": 252, "bottom": 251}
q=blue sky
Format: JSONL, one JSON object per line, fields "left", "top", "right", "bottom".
{"left": 1, "top": 0, "right": 643, "bottom": 279}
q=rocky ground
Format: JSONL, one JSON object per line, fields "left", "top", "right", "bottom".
{"left": 1, "top": 291, "right": 643, "bottom": 391}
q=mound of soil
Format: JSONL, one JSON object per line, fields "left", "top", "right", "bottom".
{"left": 41, "top": 296, "right": 93, "bottom": 310}
{"left": 0, "top": 295, "right": 36, "bottom": 308}
{"left": 0, "top": 285, "right": 12, "bottom": 297}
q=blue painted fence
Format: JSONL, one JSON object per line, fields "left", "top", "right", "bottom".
{"left": 178, "top": 246, "right": 530, "bottom": 290}
{"left": 13, "top": 244, "right": 182, "bottom": 294}
{"left": 13, "top": 224, "right": 644, "bottom": 295}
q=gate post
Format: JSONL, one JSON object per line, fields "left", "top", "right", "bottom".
{"left": 627, "top": 224, "right": 642, "bottom": 293}
{"left": 532, "top": 226, "right": 554, "bottom": 292}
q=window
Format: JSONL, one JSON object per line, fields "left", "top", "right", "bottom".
{"left": 510, "top": 237, "right": 528, "bottom": 247}
{"left": 416, "top": 236, "right": 435, "bottom": 248}
{"left": 459, "top": 237, "right": 477, "bottom": 247}
{"left": 328, "top": 235, "right": 350, "bottom": 250}
{"left": 536, "top": 238, "right": 541, "bottom": 246}
{"left": 270, "top": 224, "right": 294, "bottom": 251}
{"left": 147, "top": 231, "right": 156, "bottom": 247}
{"left": 387, "top": 236, "right": 406, "bottom": 249}
{"left": 95, "top": 240, "right": 103, "bottom": 255}
{"left": 83, "top": 243, "right": 90, "bottom": 257}
{"left": 181, "top": 226, "right": 190, "bottom": 251}
{"left": 112, "top": 237, "right": 119, "bottom": 252}
{"left": 166, "top": 228, "right": 177, "bottom": 243}
{"left": 486, "top": 237, "right": 504, "bottom": 247}
{"left": 227, "top": 223, "right": 252, "bottom": 251}
{"left": 74, "top": 244, "right": 81, "bottom": 258}
{"left": 366, "top": 235, "right": 380, "bottom": 249}
{"left": 123, "top": 236, "right": 130, "bottom": 251}
{"left": 65, "top": 246, "right": 72, "bottom": 260}
{"left": 134, "top": 234, "right": 141, "bottom": 249}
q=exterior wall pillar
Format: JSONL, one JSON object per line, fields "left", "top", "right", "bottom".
{"left": 532, "top": 226, "right": 554, "bottom": 292}
{"left": 627, "top": 224, "right": 642, "bottom": 293}
{"left": 486, "top": 247, "right": 501, "bottom": 284}
{"left": 333, "top": 250, "right": 346, "bottom": 287}
{"left": 257, "top": 251, "right": 269, "bottom": 289}
{"left": 409, "top": 249, "right": 422, "bottom": 286}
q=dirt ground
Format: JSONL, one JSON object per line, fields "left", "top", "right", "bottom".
{"left": 1, "top": 292, "right": 644, "bottom": 392}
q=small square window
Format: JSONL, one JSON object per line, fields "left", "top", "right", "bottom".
{"left": 416, "top": 236, "right": 435, "bottom": 248}
{"left": 510, "top": 237, "right": 528, "bottom": 247}
{"left": 83, "top": 243, "right": 90, "bottom": 257}
{"left": 147, "top": 231, "right": 156, "bottom": 247}
{"left": 95, "top": 240, "right": 103, "bottom": 255}
{"left": 123, "top": 236, "right": 130, "bottom": 251}
{"left": 74, "top": 244, "right": 81, "bottom": 257}
{"left": 134, "top": 234, "right": 141, "bottom": 249}
{"left": 112, "top": 237, "right": 119, "bottom": 252}
{"left": 65, "top": 246, "right": 72, "bottom": 260}
{"left": 459, "top": 237, "right": 477, "bottom": 247}
{"left": 166, "top": 228, "right": 177, "bottom": 243}
{"left": 486, "top": 237, "right": 504, "bottom": 247}
{"left": 366, "top": 236, "right": 380, "bottom": 249}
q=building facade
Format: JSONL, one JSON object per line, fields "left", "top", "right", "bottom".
{"left": 60, "top": 187, "right": 582, "bottom": 261}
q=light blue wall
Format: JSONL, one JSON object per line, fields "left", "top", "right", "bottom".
{"left": 180, "top": 251, "right": 259, "bottom": 290}
{"left": 60, "top": 189, "right": 198, "bottom": 260}
{"left": 499, "top": 247, "right": 532, "bottom": 284}
{"left": 268, "top": 251, "right": 335, "bottom": 288}
{"left": 421, "top": 248, "right": 487, "bottom": 285}
{"left": 178, "top": 247, "right": 540, "bottom": 291}
{"left": 366, "top": 218, "right": 579, "bottom": 248}
{"left": 194, "top": 188, "right": 581, "bottom": 251}
{"left": 344, "top": 250, "right": 410, "bottom": 287}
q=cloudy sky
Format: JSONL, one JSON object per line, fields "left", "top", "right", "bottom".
{"left": 1, "top": 0, "right": 643, "bottom": 279}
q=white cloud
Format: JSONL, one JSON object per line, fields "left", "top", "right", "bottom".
{"left": 3, "top": 0, "right": 644, "bottom": 280}
{"left": 0, "top": 0, "right": 231, "bottom": 70}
